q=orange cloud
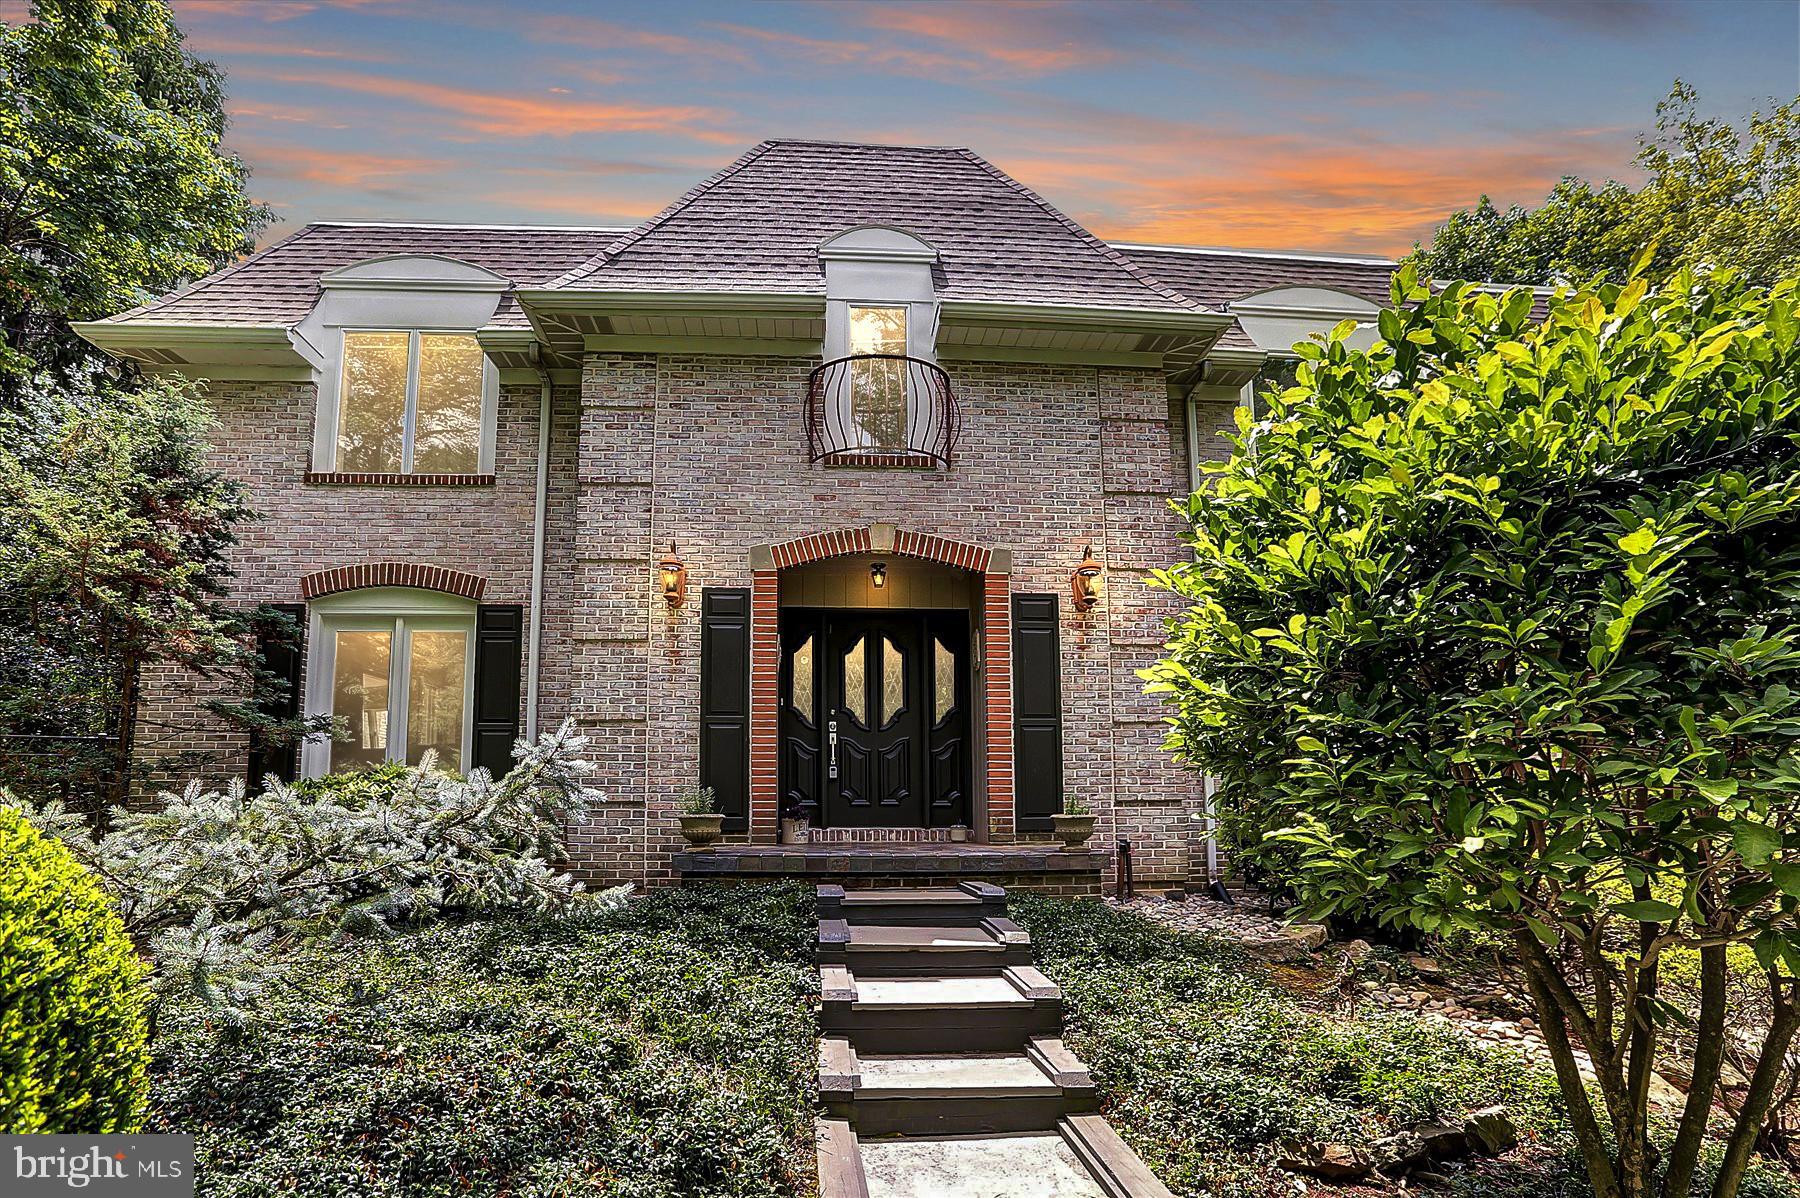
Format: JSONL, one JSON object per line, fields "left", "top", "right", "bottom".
{"left": 175, "top": 0, "right": 399, "bottom": 22}
{"left": 233, "top": 141, "right": 449, "bottom": 193}
{"left": 262, "top": 68, "right": 735, "bottom": 141}
{"left": 1003, "top": 127, "right": 1637, "bottom": 255}
{"left": 850, "top": 3, "right": 1106, "bottom": 74}
{"left": 709, "top": 23, "right": 982, "bottom": 78}
{"left": 185, "top": 34, "right": 395, "bottom": 62}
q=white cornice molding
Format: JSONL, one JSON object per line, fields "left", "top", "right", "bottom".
{"left": 1229, "top": 301, "right": 1380, "bottom": 322}
{"left": 940, "top": 299, "right": 1233, "bottom": 334}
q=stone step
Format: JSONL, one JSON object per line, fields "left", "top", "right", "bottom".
{"left": 821, "top": 965, "right": 1063, "bottom": 1053}
{"left": 818, "top": 918, "right": 1033, "bottom": 975}
{"left": 818, "top": 882, "right": 1009, "bottom": 927}
{"left": 818, "top": 1119, "right": 1175, "bottom": 1198}
{"left": 820, "top": 1035, "right": 1097, "bottom": 1135}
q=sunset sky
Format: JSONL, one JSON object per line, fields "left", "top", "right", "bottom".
{"left": 15, "top": 0, "right": 1800, "bottom": 257}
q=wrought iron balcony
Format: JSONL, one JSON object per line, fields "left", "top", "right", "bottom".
{"left": 806, "top": 354, "right": 958, "bottom": 468}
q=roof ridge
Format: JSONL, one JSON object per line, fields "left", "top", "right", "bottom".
{"left": 548, "top": 140, "right": 781, "bottom": 289}
{"left": 760, "top": 137, "right": 971, "bottom": 152}
{"left": 105, "top": 223, "right": 326, "bottom": 323}
{"left": 306, "top": 219, "right": 634, "bottom": 232}
{"left": 954, "top": 149, "right": 1204, "bottom": 312}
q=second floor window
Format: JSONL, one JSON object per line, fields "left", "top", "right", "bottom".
{"left": 337, "top": 330, "right": 486, "bottom": 474}
{"left": 848, "top": 305, "right": 909, "bottom": 449}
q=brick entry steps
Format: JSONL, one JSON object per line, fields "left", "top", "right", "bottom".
{"left": 814, "top": 883, "right": 1172, "bottom": 1198}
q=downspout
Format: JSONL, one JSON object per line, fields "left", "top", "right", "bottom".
{"left": 526, "top": 344, "right": 552, "bottom": 741}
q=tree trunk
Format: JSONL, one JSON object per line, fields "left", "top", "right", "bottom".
{"left": 1665, "top": 941, "right": 1728, "bottom": 1197}
{"left": 1521, "top": 932, "right": 1625, "bottom": 1198}
{"left": 1710, "top": 986, "right": 1800, "bottom": 1198}
{"left": 106, "top": 653, "right": 142, "bottom": 829}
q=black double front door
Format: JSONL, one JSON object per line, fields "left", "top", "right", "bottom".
{"left": 779, "top": 609, "right": 971, "bottom": 828}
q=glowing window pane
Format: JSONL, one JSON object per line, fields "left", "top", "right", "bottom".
{"left": 881, "top": 637, "right": 905, "bottom": 726}
{"left": 406, "top": 629, "right": 467, "bottom": 770}
{"left": 935, "top": 638, "right": 955, "bottom": 723}
{"left": 337, "top": 332, "right": 409, "bottom": 472}
{"left": 848, "top": 306, "right": 908, "bottom": 449}
{"left": 842, "top": 636, "right": 867, "bottom": 726}
{"left": 414, "top": 334, "right": 484, "bottom": 474}
{"left": 792, "top": 634, "right": 815, "bottom": 723}
{"left": 330, "top": 629, "right": 391, "bottom": 772}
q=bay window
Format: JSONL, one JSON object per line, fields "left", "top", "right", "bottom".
{"left": 332, "top": 330, "right": 492, "bottom": 475}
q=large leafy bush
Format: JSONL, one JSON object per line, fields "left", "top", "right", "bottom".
{"left": 147, "top": 885, "right": 817, "bottom": 1198}
{"left": 0, "top": 805, "right": 150, "bottom": 1132}
{"left": 1149, "top": 264, "right": 1800, "bottom": 1197}
{"left": 6, "top": 721, "right": 622, "bottom": 1011}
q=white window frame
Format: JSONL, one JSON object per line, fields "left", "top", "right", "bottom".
{"left": 301, "top": 588, "right": 478, "bottom": 778}
{"left": 316, "top": 328, "right": 498, "bottom": 475}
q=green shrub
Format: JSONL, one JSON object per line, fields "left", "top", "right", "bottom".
{"left": 1012, "top": 895, "right": 1565, "bottom": 1197}
{"left": 0, "top": 805, "right": 150, "bottom": 1132}
{"left": 148, "top": 883, "right": 816, "bottom": 1198}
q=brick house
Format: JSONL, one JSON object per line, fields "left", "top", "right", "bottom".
{"left": 78, "top": 139, "right": 1395, "bottom": 894}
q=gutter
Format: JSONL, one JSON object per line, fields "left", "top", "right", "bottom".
{"left": 525, "top": 343, "right": 553, "bottom": 740}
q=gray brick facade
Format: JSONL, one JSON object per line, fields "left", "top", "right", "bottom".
{"left": 137, "top": 355, "right": 1239, "bottom": 887}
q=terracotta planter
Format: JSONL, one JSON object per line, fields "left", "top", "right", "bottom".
{"left": 1051, "top": 813, "right": 1096, "bottom": 850}
{"left": 679, "top": 813, "right": 725, "bottom": 848}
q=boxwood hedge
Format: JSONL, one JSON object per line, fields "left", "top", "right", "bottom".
{"left": 0, "top": 805, "right": 150, "bottom": 1133}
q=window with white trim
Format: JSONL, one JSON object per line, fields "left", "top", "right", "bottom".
{"left": 333, "top": 330, "right": 492, "bottom": 474}
{"left": 847, "top": 304, "right": 910, "bottom": 448}
{"left": 303, "top": 589, "right": 475, "bottom": 777}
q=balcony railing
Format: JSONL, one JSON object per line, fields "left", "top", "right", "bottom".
{"left": 806, "top": 354, "right": 958, "bottom": 468}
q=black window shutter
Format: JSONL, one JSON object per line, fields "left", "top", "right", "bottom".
{"left": 1011, "top": 593, "right": 1064, "bottom": 832}
{"left": 473, "top": 604, "right": 524, "bottom": 779}
{"left": 699, "top": 588, "right": 751, "bottom": 832}
{"left": 247, "top": 602, "right": 306, "bottom": 788}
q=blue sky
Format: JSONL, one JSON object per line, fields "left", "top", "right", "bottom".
{"left": 13, "top": 0, "right": 1799, "bottom": 255}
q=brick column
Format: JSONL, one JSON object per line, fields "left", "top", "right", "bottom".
{"left": 748, "top": 568, "right": 780, "bottom": 844}
{"left": 982, "top": 569, "right": 1015, "bottom": 842}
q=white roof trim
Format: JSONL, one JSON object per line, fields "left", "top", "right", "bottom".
{"left": 1111, "top": 241, "right": 1396, "bottom": 266}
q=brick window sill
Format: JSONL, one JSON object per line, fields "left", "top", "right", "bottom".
{"left": 305, "top": 471, "right": 495, "bottom": 487}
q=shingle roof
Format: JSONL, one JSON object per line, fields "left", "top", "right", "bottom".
{"left": 1116, "top": 244, "right": 1397, "bottom": 309}
{"left": 549, "top": 140, "right": 1197, "bottom": 312}
{"left": 100, "top": 222, "right": 626, "bottom": 327}
{"left": 97, "top": 142, "right": 1420, "bottom": 333}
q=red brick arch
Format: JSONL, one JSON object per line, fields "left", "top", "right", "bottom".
{"left": 299, "top": 562, "right": 487, "bottom": 601}
{"left": 748, "top": 525, "right": 1013, "bottom": 845}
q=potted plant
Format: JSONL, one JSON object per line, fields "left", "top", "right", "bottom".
{"left": 1050, "top": 794, "right": 1096, "bottom": 850}
{"left": 781, "top": 809, "right": 812, "bottom": 844}
{"left": 948, "top": 824, "right": 970, "bottom": 843}
{"left": 677, "top": 785, "right": 724, "bottom": 848}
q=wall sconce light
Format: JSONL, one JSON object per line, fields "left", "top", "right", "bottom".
{"left": 1071, "top": 544, "right": 1103, "bottom": 612}
{"left": 658, "top": 542, "right": 687, "bottom": 608}
{"left": 870, "top": 561, "right": 888, "bottom": 590}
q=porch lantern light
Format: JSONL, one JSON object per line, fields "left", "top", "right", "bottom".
{"left": 870, "top": 561, "right": 888, "bottom": 590}
{"left": 658, "top": 542, "right": 687, "bottom": 608}
{"left": 1071, "top": 544, "right": 1103, "bottom": 612}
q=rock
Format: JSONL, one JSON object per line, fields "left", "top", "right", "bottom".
{"left": 1277, "top": 1140, "right": 1374, "bottom": 1181}
{"left": 1462, "top": 1106, "right": 1518, "bottom": 1155}
{"left": 1371, "top": 1130, "right": 1430, "bottom": 1173}
{"left": 1288, "top": 922, "right": 1329, "bottom": 950}
{"left": 1406, "top": 954, "right": 1445, "bottom": 980}
{"left": 1410, "top": 990, "right": 1434, "bottom": 1005}
{"left": 1243, "top": 935, "right": 1308, "bottom": 963}
{"left": 1343, "top": 938, "right": 1374, "bottom": 960}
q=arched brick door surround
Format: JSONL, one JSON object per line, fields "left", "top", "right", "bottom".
{"left": 747, "top": 525, "right": 1014, "bottom": 844}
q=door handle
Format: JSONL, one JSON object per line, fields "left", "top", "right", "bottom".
{"left": 828, "top": 717, "right": 839, "bottom": 779}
